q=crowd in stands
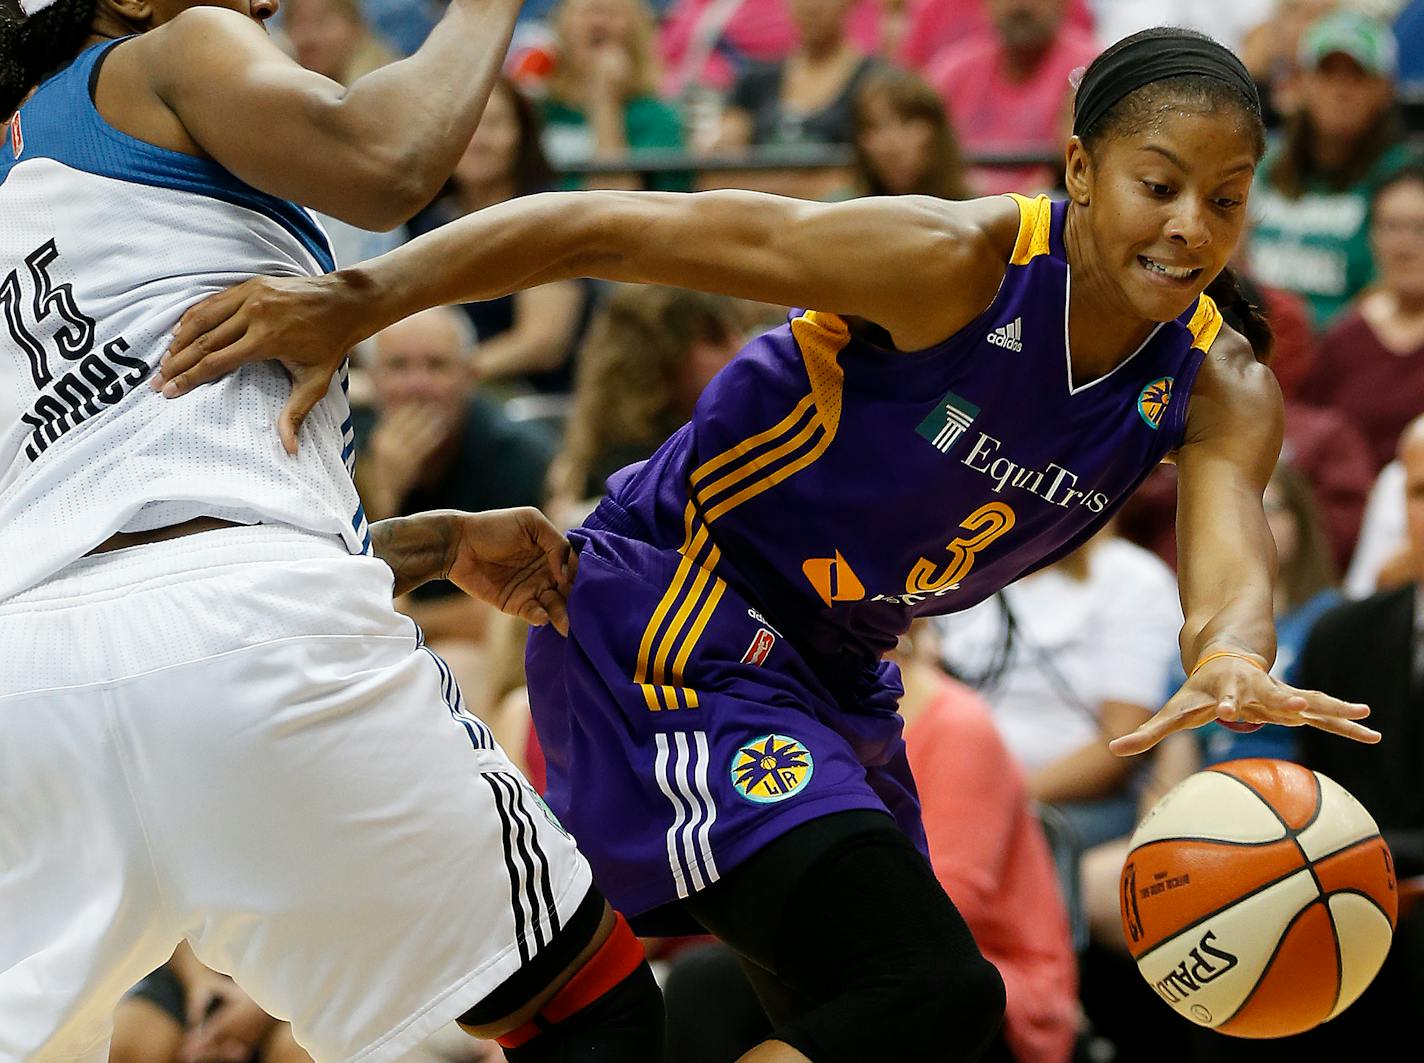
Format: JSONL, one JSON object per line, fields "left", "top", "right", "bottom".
{"left": 119, "top": 0, "right": 1424, "bottom": 1060}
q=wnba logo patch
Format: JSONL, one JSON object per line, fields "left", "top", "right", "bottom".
{"left": 8, "top": 113, "right": 22, "bottom": 159}
{"left": 731, "top": 734, "right": 813, "bottom": 804}
{"left": 741, "top": 627, "right": 776, "bottom": 666}
{"left": 1137, "top": 376, "right": 1173, "bottom": 429}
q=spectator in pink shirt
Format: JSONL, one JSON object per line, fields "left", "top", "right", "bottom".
{"left": 926, "top": 0, "right": 1099, "bottom": 194}
{"left": 898, "top": 623, "right": 1080, "bottom": 1063}
{"left": 657, "top": 0, "right": 882, "bottom": 98}
{"left": 900, "top": 0, "right": 1094, "bottom": 73}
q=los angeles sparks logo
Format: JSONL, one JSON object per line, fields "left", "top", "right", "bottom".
{"left": 1137, "top": 376, "right": 1173, "bottom": 430}
{"left": 730, "top": 734, "right": 814, "bottom": 803}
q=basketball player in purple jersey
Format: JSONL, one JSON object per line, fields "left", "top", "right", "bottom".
{"left": 160, "top": 29, "right": 1380, "bottom": 1063}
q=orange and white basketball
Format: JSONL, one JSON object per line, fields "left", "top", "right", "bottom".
{"left": 1120, "top": 758, "right": 1397, "bottom": 1038}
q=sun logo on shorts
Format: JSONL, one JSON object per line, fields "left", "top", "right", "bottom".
{"left": 1137, "top": 376, "right": 1173, "bottom": 430}
{"left": 730, "top": 734, "right": 814, "bottom": 804}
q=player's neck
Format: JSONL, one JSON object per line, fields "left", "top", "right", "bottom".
{"left": 1062, "top": 217, "right": 1158, "bottom": 380}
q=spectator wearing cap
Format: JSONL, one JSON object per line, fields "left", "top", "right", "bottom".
{"left": 1246, "top": 10, "right": 1418, "bottom": 331}
{"left": 924, "top": 0, "right": 1099, "bottom": 196}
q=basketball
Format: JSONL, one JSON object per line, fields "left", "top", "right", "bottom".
{"left": 1119, "top": 758, "right": 1398, "bottom": 1038}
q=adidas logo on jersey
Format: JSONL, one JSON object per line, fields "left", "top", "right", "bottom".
{"left": 987, "top": 318, "right": 1023, "bottom": 352}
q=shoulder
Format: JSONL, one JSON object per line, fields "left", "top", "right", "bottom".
{"left": 139, "top": 6, "right": 267, "bottom": 58}
{"left": 871, "top": 193, "right": 1021, "bottom": 346}
{"left": 134, "top": 7, "right": 277, "bottom": 93}
{"left": 1185, "top": 323, "right": 1282, "bottom": 443}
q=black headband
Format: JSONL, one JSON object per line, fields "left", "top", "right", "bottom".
{"left": 1072, "top": 32, "right": 1261, "bottom": 139}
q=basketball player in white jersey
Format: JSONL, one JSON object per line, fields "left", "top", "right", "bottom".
{"left": 0, "top": 0, "right": 663, "bottom": 1060}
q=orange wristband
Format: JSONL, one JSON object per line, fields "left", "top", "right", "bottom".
{"left": 1189, "top": 649, "right": 1268, "bottom": 678}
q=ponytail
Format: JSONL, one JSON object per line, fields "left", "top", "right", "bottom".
{"left": 1, "top": 0, "right": 97, "bottom": 121}
{"left": 1204, "top": 265, "right": 1273, "bottom": 364}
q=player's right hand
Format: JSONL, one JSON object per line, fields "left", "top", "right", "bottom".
{"left": 159, "top": 273, "right": 363, "bottom": 455}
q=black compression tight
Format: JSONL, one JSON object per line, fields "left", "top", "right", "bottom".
{"left": 675, "top": 810, "right": 1007, "bottom": 1063}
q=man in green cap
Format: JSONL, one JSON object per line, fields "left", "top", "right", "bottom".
{"left": 1246, "top": 10, "right": 1419, "bottom": 331}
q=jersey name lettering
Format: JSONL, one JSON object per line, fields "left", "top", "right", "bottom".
{"left": 5, "top": 239, "right": 144, "bottom": 460}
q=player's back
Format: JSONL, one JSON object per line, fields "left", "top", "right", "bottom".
{"left": 0, "top": 38, "right": 367, "bottom": 601}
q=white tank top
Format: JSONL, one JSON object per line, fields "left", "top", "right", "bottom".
{"left": 0, "top": 38, "right": 370, "bottom": 602}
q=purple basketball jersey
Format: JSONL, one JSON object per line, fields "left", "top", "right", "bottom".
{"left": 526, "top": 194, "right": 1221, "bottom": 922}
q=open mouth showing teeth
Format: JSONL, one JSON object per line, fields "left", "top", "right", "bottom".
{"left": 1138, "top": 256, "right": 1201, "bottom": 281}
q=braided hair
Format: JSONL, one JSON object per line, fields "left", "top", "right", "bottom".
{"left": 1, "top": 0, "right": 97, "bottom": 120}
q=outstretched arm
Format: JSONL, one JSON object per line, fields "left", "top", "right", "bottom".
{"left": 1110, "top": 331, "right": 1377, "bottom": 755}
{"left": 158, "top": 191, "right": 1017, "bottom": 448}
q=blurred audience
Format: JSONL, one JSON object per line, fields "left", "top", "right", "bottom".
{"left": 1399, "top": 0, "right": 1424, "bottom": 89}
{"left": 408, "top": 77, "right": 591, "bottom": 394}
{"left": 1246, "top": 10, "right": 1414, "bottom": 331}
{"left": 545, "top": 285, "right": 745, "bottom": 527}
{"left": 1240, "top": 0, "right": 1338, "bottom": 125}
{"left": 1299, "top": 165, "right": 1424, "bottom": 472}
{"left": 849, "top": 67, "right": 971, "bottom": 199}
{"left": 936, "top": 529, "right": 1180, "bottom": 854}
{"left": 1089, "top": 0, "right": 1273, "bottom": 55}
{"left": 659, "top": 622, "right": 1079, "bottom": 1063}
{"left": 285, "top": 0, "right": 397, "bottom": 84}
{"left": 925, "top": 0, "right": 1099, "bottom": 195}
{"left": 540, "top": 0, "right": 691, "bottom": 190}
{"left": 897, "top": 0, "right": 1093, "bottom": 75}
{"left": 353, "top": 308, "right": 556, "bottom": 657}
{"left": 1348, "top": 461, "right": 1408, "bottom": 598}
{"left": 111, "top": 947, "right": 312, "bottom": 1063}
{"left": 716, "top": 0, "right": 882, "bottom": 151}
{"left": 657, "top": 0, "right": 882, "bottom": 100}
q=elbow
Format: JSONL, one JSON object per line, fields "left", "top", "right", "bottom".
{"left": 340, "top": 148, "right": 444, "bottom": 231}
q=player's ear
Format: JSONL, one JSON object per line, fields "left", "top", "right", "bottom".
{"left": 1064, "top": 136, "right": 1092, "bottom": 207}
{"left": 97, "top": 0, "right": 158, "bottom": 28}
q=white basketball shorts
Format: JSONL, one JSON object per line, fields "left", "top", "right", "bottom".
{"left": 0, "top": 525, "right": 593, "bottom": 1062}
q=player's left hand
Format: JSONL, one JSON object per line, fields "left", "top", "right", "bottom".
{"left": 445, "top": 508, "right": 577, "bottom": 636}
{"left": 1108, "top": 655, "right": 1378, "bottom": 757}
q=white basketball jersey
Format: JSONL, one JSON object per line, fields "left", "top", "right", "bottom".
{"left": 0, "top": 38, "right": 370, "bottom": 602}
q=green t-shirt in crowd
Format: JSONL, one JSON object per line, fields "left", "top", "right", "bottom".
{"left": 1246, "top": 140, "right": 1418, "bottom": 331}
{"left": 539, "top": 95, "right": 692, "bottom": 192}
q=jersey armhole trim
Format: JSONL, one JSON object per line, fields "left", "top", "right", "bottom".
{"left": 1005, "top": 193, "right": 1054, "bottom": 265}
{"left": 1186, "top": 294, "right": 1224, "bottom": 353}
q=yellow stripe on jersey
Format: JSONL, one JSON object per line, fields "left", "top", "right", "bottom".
{"left": 634, "top": 504, "right": 728, "bottom": 710}
{"left": 1186, "top": 293, "right": 1224, "bottom": 352}
{"left": 633, "top": 311, "right": 850, "bottom": 710}
{"left": 694, "top": 310, "right": 847, "bottom": 521}
{"left": 1007, "top": 193, "right": 1054, "bottom": 266}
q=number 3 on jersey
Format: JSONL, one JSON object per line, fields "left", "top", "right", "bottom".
{"left": 906, "top": 501, "right": 1016, "bottom": 594}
